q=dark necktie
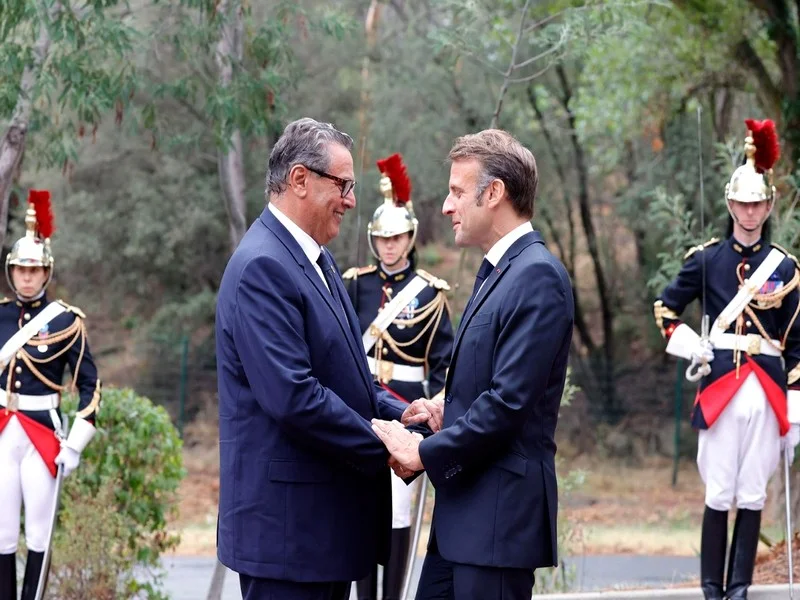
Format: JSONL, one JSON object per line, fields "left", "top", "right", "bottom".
{"left": 316, "top": 250, "right": 344, "bottom": 312}
{"left": 465, "top": 258, "right": 493, "bottom": 313}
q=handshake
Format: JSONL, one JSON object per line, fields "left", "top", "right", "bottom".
{"left": 371, "top": 396, "right": 444, "bottom": 479}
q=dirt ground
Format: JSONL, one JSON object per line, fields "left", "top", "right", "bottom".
{"left": 171, "top": 419, "right": 798, "bottom": 585}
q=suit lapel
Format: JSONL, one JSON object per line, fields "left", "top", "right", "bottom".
{"left": 329, "top": 253, "right": 375, "bottom": 391}
{"left": 261, "top": 209, "right": 374, "bottom": 393}
{"left": 446, "top": 231, "right": 544, "bottom": 391}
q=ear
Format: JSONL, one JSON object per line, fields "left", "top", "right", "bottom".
{"left": 485, "top": 179, "right": 506, "bottom": 209}
{"left": 287, "top": 164, "right": 310, "bottom": 198}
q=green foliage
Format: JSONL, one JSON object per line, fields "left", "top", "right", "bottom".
{"left": 0, "top": 0, "right": 139, "bottom": 170}
{"left": 418, "top": 244, "right": 443, "bottom": 268}
{"left": 138, "top": 0, "right": 355, "bottom": 152}
{"left": 53, "top": 388, "right": 185, "bottom": 598}
{"left": 49, "top": 485, "right": 164, "bottom": 600}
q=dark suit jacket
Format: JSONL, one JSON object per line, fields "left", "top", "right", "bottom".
{"left": 419, "top": 231, "right": 574, "bottom": 569}
{"left": 215, "top": 206, "right": 406, "bottom": 582}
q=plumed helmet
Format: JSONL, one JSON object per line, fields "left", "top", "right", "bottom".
{"left": 368, "top": 153, "right": 418, "bottom": 260}
{"left": 6, "top": 189, "right": 55, "bottom": 294}
{"left": 725, "top": 119, "right": 780, "bottom": 203}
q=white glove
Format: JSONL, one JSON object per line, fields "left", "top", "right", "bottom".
{"left": 691, "top": 340, "right": 715, "bottom": 364}
{"left": 54, "top": 446, "right": 80, "bottom": 477}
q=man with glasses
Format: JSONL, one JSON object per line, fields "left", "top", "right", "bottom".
{"left": 215, "top": 117, "right": 410, "bottom": 600}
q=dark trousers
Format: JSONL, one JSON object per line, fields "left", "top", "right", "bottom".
{"left": 356, "top": 527, "right": 411, "bottom": 600}
{"left": 414, "top": 533, "right": 534, "bottom": 600}
{"left": 239, "top": 574, "right": 350, "bottom": 600}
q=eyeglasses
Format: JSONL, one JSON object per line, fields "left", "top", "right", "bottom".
{"left": 305, "top": 166, "right": 357, "bottom": 198}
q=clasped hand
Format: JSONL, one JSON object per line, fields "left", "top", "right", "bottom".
{"left": 371, "top": 419, "right": 424, "bottom": 478}
{"left": 401, "top": 397, "right": 444, "bottom": 433}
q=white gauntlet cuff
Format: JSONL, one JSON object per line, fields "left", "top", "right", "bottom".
{"left": 64, "top": 417, "right": 96, "bottom": 453}
{"left": 665, "top": 323, "right": 700, "bottom": 361}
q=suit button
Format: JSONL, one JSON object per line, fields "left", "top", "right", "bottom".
{"left": 15, "top": 366, "right": 21, "bottom": 374}
{"left": 23, "top": 313, "right": 31, "bottom": 321}
{"left": 445, "top": 394, "right": 452, "bottom": 404}
{"left": 15, "top": 353, "right": 21, "bottom": 360}
{"left": 14, "top": 381, "right": 21, "bottom": 389}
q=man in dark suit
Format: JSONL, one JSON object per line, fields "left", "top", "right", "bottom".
{"left": 373, "top": 129, "right": 574, "bottom": 600}
{"left": 215, "top": 117, "right": 409, "bottom": 600}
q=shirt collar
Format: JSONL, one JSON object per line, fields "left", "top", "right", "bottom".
{"left": 269, "top": 202, "right": 322, "bottom": 266}
{"left": 485, "top": 222, "right": 533, "bottom": 267}
{"left": 729, "top": 236, "right": 764, "bottom": 258}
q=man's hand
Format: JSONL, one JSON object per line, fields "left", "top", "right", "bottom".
{"left": 372, "top": 419, "right": 424, "bottom": 472}
{"left": 389, "top": 456, "right": 415, "bottom": 479}
{"left": 54, "top": 446, "right": 80, "bottom": 477}
{"left": 401, "top": 397, "right": 444, "bottom": 433}
{"left": 691, "top": 339, "right": 715, "bottom": 365}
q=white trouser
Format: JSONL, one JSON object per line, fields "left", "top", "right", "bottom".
{"left": 391, "top": 471, "right": 421, "bottom": 529}
{"left": 0, "top": 415, "right": 57, "bottom": 552}
{"left": 697, "top": 372, "right": 781, "bottom": 511}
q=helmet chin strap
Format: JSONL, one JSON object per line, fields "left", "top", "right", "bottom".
{"left": 726, "top": 199, "right": 774, "bottom": 234}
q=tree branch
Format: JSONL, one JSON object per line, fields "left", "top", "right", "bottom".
{"left": 490, "top": 0, "right": 532, "bottom": 128}
{"left": 733, "top": 39, "right": 782, "bottom": 116}
{"left": 0, "top": 2, "right": 55, "bottom": 250}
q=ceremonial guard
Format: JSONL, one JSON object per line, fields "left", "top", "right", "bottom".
{"left": 0, "top": 190, "right": 101, "bottom": 599}
{"left": 654, "top": 120, "right": 800, "bottom": 600}
{"left": 344, "top": 154, "right": 454, "bottom": 600}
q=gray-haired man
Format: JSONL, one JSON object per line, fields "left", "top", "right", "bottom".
{"left": 215, "top": 118, "right": 408, "bottom": 600}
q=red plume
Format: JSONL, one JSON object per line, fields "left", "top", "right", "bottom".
{"left": 744, "top": 119, "right": 780, "bottom": 173}
{"left": 375, "top": 153, "right": 412, "bottom": 204}
{"left": 28, "top": 189, "right": 55, "bottom": 239}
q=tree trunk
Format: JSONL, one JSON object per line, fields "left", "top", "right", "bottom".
{"left": 527, "top": 84, "right": 597, "bottom": 355}
{"left": 0, "top": 13, "right": 52, "bottom": 250}
{"left": 215, "top": 0, "right": 247, "bottom": 253}
{"left": 555, "top": 65, "right": 617, "bottom": 414}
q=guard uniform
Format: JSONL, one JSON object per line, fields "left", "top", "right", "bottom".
{"left": 654, "top": 120, "right": 800, "bottom": 600}
{"left": 347, "top": 153, "right": 454, "bottom": 600}
{"left": 0, "top": 190, "right": 101, "bottom": 600}
{"left": 345, "top": 264, "right": 453, "bottom": 404}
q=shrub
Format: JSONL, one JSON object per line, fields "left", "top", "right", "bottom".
{"left": 49, "top": 387, "right": 186, "bottom": 599}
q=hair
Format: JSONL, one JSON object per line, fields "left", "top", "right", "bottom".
{"left": 448, "top": 129, "right": 538, "bottom": 219}
{"left": 266, "top": 118, "right": 354, "bottom": 196}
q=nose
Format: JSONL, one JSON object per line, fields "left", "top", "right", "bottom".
{"left": 442, "top": 195, "right": 454, "bottom": 216}
{"left": 343, "top": 190, "right": 356, "bottom": 210}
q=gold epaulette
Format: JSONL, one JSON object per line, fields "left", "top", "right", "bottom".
{"left": 771, "top": 243, "right": 800, "bottom": 269}
{"left": 416, "top": 269, "right": 450, "bottom": 291}
{"left": 56, "top": 299, "right": 86, "bottom": 319}
{"left": 683, "top": 237, "right": 721, "bottom": 260}
{"left": 342, "top": 265, "right": 377, "bottom": 280}
{"left": 0, "top": 297, "right": 11, "bottom": 304}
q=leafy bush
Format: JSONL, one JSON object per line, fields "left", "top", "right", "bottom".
{"left": 49, "top": 388, "right": 186, "bottom": 599}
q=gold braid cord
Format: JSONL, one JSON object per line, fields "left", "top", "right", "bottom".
{"left": 372, "top": 291, "right": 448, "bottom": 375}
{"left": 735, "top": 263, "right": 800, "bottom": 354}
{"left": 16, "top": 317, "right": 88, "bottom": 392}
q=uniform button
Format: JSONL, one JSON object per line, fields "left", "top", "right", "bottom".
{"left": 382, "top": 347, "right": 389, "bottom": 356}
{"left": 746, "top": 321, "right": 752, "bottom": 327}
{"left": 23, "top": 313, "right": 30, "bottom": 321}
{"left": 15, "top": 353, "right": 21, "bottom": 360}
{"left": 14, "top": 366, "right": 21, "bottom": 374}
{"left": 14, "top": 381, "right": 21, "bottom": 389}
{"left": 445, "top": 393, "right": 452, "bottom": 404}
{"left": 744, "top": 264, "right": 751, "bottom": 271}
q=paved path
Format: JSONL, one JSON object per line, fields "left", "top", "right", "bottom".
{"left": 160, "top": 554, "right": 700, "bottom": 599}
